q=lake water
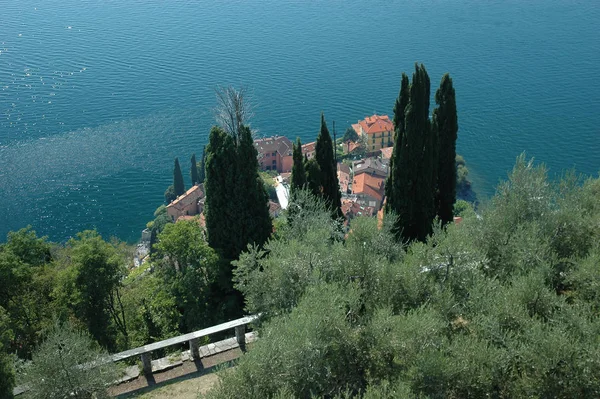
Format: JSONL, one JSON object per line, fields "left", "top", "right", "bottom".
{"left": 1, "top": 0, "right": 599, "bottom": 243}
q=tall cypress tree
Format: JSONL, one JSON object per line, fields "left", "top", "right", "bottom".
{"left": 173, "top": 157, "right": 185, "bottom": 196}
{"left": 197, "top": 145, "right": 207, "bottom": 184}
{"left": 190, "top": 153, "right": 199, "bottom": 185}
{"left": 433, "top": 73, "right": 458, "bottom": 225}
{"left": 386, "top": 63, "right": 435, "bottom": 242}
{"left": 386, "top": 73, "right": 410, "bottom": 202}
{"left": 205, "top": 127, "right": 237, "bottom": 258}
{"left": 235, "top": 125, "right": 272, "bottom": 258}
{"left": 315, "top": 112, "right": 342, "bottom": 218}
{"left": 304, "top": 155, "right": 321, "bottom": 197}
{"left": 392, "top": 73, "right": 410, "bottom": 153}
{"left": 205, "top": 126, "right": 271, "bottom": 261}
{"left": 290, "top": 138, "right": 307, "bottom": 195}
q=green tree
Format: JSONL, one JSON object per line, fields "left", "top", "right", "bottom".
{"left": 25, "top": 321, "right": 118, "bottom": 399}
{"left": 290, "top": 138, "right": 307, "bottom": 195}
{"left": 0, "top": 306, "right": 15, "bottom": 399}
{"left": 304, "top": 156, "right": 321, "bottom": 197}
{"left": 197, "top": 145, "right": 207, "bottom": 184}
{"left": 190, "top": 153, "right": 199, "bottom": 185}
{"left": 386, "top": 72, "right": 410, "bottom": 208}
{"left": 386, "top": 64, "right": 435, "bottom": 242}
{"left": 173, "top": 157, "right": 185, "bottom": 196}
{"left": 315, "top": 112, "right": 342, "bottom": 218}
{"left": 205, "top": 126, "right": 271, "bottom": 262}
{"left": 342, "top": 127, "right": 359, "bottom": 143}
{"left": 66, "top": 231, "right": 128, "bottom": 351}
{"left": 433, "top": 73, "right": 459, "bottom": 225}
{"left": 0, "top": 227, "right": 55, "bottom": 358}
{"left": 164, "top": 184, "right": 176, "bottom": 204}
{"left": 235, "top": 125, "right": 272, "bottom": 259}
{"left": 391, "top": 72, "right": 410, "bottom": 156}
{"left": 204, "top": 126, "right": 237, "bottom": 258}
{"left": 153, "top": 220, "right": 222, "bottom": 330}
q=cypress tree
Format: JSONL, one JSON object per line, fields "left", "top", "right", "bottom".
{"left": 291, "top": 138, "right": 307, "bottom": 195}
{"left": 392, "top": 72, "right": 410, "bottom": 153}
{"left": 190, "top": 153, "right": 199, "bottom": 185}
{"left": 433, "top": 74, "right": 459, "bottom": 225}
{"left": 304, "top": 156, "right": 321, "bottom": 197}
{"left": 235, "top": 125, "right": 272, "bottom": 258}
{"left": 205, "top": 125, "right": 271, "bottom": 261}
{"left": 197, "top": 145, "right": 206, "bottom": 184}
{"left": 173, "top": 157, "right": 185, "bottom": 196}
{"left": 205, "top": 127, "right": 237, "bottom": 258}
{"left": 386, "top": 63, "right": 435, "bottom": 242}
{"left": 386, "top": 73, "right": 410, "bottom": 202}
{"left": 315, "top": 112, "right": 342, "bottom": 218}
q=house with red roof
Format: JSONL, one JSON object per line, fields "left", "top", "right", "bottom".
{"left": 302, "top": 141, "right": 316, "bottom": 160}
{"left": 352, "top": 114, "right": 394, "bottom": 155}
{"left": 342, "top": 199, "right": 375, "bottom": 221}
{"left": 337, "top": 162, "right": 351, "bottom": 194}
{"left": 351, "top": 173, "right": 386, "bottom": 210}
{"left": 254, "top": 136, "right": 294, "bottom": 173}
{"left": 166, "top": 184, "right": 205, "bottom": 222}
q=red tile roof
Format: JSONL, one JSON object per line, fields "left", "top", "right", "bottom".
{"left": 167, "top": 185, "right": 204, "bottom": 211}
{"left": 302, "top": 141, "right": 316, "bottom": 154}
{"left": 355, "top": 115, "right": 393, "bottom": 135}
{"left": 352, "top": 173, "right": 385, "bottom": 202}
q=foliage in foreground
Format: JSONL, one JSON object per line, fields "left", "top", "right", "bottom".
{"left": 208, "top": 155, "right": 600, "bottom": 399}
{"left": 23, "top": 322, "right": 118, "bottom": 399}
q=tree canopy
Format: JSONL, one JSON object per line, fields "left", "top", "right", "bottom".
{"left": 315, "top": 112, "right": 342, "bottom": 218}
{"left": 434, "top": 73, "right": 459, "bottom": 225}
{"left": 209, "top": 155, "right": 600, "bottom": 399}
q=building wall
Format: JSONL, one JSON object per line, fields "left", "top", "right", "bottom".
{"left": 363, "top": 130, "right": 394, "bottom": 153}
{"left": 281, "top": 155, "right": 293, "bottom": 173}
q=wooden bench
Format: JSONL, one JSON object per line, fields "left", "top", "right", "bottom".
{"left": 110, "top": 314, "right": 258, "bottom": 375}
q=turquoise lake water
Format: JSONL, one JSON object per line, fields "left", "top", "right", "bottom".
{"left": 1, "top": 0, "right": 599, "bottom": 243}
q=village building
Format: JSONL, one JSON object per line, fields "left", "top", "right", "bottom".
{"left": 351, "top": 114, "right": 394, "bottom": 155}
{"left": 302, "top": 141, "right": 316, "bottom": 159}
{"left": 254, "top": 135, "right": 293, "bottom": 173}
{"left": 342, "top": 199, "right": 375, "bottom": 222}
{"left": 166, "top": 184, "right": 205, "bottom": 222}
{"left": 337, "top": 162, "right": 351, "bottom": 194}
{"left": 352, "top": 157, "right": 389, "bottom": 179}
{"left": 343, "top": 140, "right": 362, "bottom": 155}
{"left": 380, "top": 146, "right": 393, "bottom": 161}
{"left": 351, "top": 173, "right": 386, "bottom": 210}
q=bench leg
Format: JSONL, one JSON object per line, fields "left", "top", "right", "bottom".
{"left": 189, "top": 338, "right": 200, "bottom": 360}
{"left": 235, "top": 325, "right": 246, "bottom": 353}
{"left": 140, "top": 353, "right": 152, "bottom": 375}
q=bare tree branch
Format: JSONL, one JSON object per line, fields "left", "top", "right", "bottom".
{"left": 213, "top": 86, "right": 255, "bottom": 142}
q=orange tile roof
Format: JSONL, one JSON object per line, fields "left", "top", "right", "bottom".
{"left": 341, "top": 199, "right": 375, "bottom": 218}
{"left": 352, "top": 173, "right": 385, "bottom": 202}
{"left": 302, "top": 141, "right": 316, "bottom": 153}
{"left": 356, "top": 115, "right": 393, "bottom": 135}
{"left": 167, "top": 185, "right": 204, "bottom": 210}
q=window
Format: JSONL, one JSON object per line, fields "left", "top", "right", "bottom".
{"left": 272, "top": 160, "right": 276, "bottom": 165}
{"left": 272, "top": 152, "right": 276, "bottom": 156}
{"left": 266, "top": 153, "right": 270, "bottom": 157}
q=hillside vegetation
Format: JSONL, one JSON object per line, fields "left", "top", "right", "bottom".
{"left": 207, "top": 155, "right": 600, "bottom": 398}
